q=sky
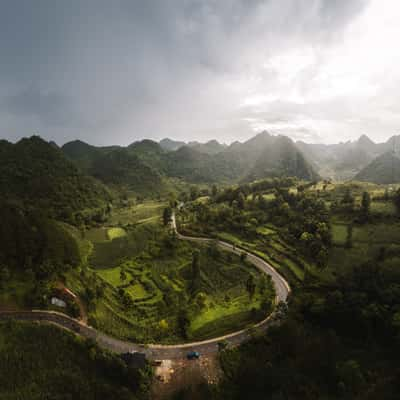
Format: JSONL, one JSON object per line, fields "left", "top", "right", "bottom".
{"left": 0, "top": 0, "right": 399, "bottom": 146}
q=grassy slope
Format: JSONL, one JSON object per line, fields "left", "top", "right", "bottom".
{"left": 107, "top": 200, "right": 166, "bottom": 226}
{"left": 0, "top": 321, "right": 149, "bottom": 400}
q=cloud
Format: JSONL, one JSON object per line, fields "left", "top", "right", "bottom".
{"left": 1, "top": 0, "right": 391, "bottom": 145}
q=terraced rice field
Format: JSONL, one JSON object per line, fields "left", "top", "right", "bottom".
{"left": 66, "top": 201, "right": 274, "bottom": 343}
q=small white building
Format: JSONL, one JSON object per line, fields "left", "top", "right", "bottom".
{"left": 51, "top": 297, "right": 66, "bottom": 308}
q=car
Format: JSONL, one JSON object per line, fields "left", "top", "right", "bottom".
{"left": 186, "top": 351, "right": 200, "bottom": 360}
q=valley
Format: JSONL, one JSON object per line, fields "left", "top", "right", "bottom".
{"left": 1, "top": 134, "right": 400, "bottom": 400}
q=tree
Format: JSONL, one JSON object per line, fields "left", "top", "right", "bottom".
{"left": 384, "top": 188, "right": 390, "bottom": 201}
{"left": 190, "top": 186, "right": 199, "bottom": 201}
{"left": 342, "top": 188, "right": 355, "bottom": 212}
{"left": 360, "top": 191, "right": 371, "bottom": 221}
{"left": 178, "top": 309, "right": 190, "bottom": 339}
{"left": 207, "top": 240, "right": 220, "bottom": 260}
{"left": 67, "top": 301, "right": 81, "bottom": 318}
{"left": 191, "top": 250, "right": 201, "bottom": 293}
{"left": 394, "top": 189, "right": 400, "bottom": 214}
{"left": 337, "top": 360, "right": 365, "bottom": 394}
{"left": 211, "top": 184, "right": 218, "bottom": 198}
{"left": 258, "top": 276, "right": 267, "bottom": 294}
{"left": 0, "top": 266, "right": 10, "bottom": 290}
{"left": 246, "top": 276, "right": 256, "bottom": 299}
{"left": 121, "top": 290, "right": 133, "bottom": 308}
{"left": 377, "top": 246, "right": 386, "bottom": 262}
{"left": 158, "top": 319, "right": 169, "bottom": 330}
{"left": 162, "top": 207, "right": 172, "bottom": 226}
{"left": 345, "top": 225, "right": 353, "bottom": 249}
{"left": 168, "top": 192, "right": 177, "bottom": 208}
{"left": 257, "top": 194, "right": 268, "bottom": 210}
{"left": 343, "top": 188, "right": 353, "bottom": 203}
{"left": 316, "top": 248, "right": 328, "bottom": 270}
{"left": 237, "top": 192, "right": 246, "bottom": 210}
{"left": 196, "top": 292, "right": 207, "bottom": 309}
{"left": 120, "top": 267, "right": 127, "bottom": 282}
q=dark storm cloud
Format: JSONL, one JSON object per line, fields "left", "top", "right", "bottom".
{"left": 0, "top": 0, "right": 371, "bottom": 145}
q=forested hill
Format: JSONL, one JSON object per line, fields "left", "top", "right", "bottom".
{"left": 0, "top": 136, "right": 111, "bottom": 220}
{"left": 0, "top": 136, "right": 112, "bottom": 272}
{"left": 354, "top": 151, "right": 400, "bottom": 184}
{"left": 244, "top": 135, "right": 320, "bottom": 182}
{"left": 63, "top": 132, "right": 319, "bottom": 184}
{"left": 62, "top": 139, "right": 165, "bottom": 194}
{"left": 162, "top": 146, "right": 243, "bottom": 182}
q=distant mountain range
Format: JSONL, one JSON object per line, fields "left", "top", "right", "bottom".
{"left": 62, "top": 131, "right": 319, "bottom": 188}
{"left": 60, "top": 132, "right": 400, "bottom": 188}
{"left": 296, "top": 134, "right": 400, "bottom": 181}
{"left": 3, "top": 132, "right": 398, "bottom": 204}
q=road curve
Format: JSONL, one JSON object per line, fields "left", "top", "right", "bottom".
{"left": 0, "top": 213, "right": 290, "bottom": 360}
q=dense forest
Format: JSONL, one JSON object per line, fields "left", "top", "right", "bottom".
{"left": 212, "top": 258, "right": 400, "bottom": 399}
{"left": 0, "top": 321, "right": 151, "bottom": 400}
{"left": 0, "top": 137, "right": 112, "bottom": 313}
{"left": 0, "top": 137, "right": 111, "bottom": 221}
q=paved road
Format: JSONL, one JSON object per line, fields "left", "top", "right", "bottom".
{"left": 0, "top": 213, "right": 290, "bottom": 360}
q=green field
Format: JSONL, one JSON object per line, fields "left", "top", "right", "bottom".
{"left": 370, "top": 200, "right": 396, "bottom": 216}
{"left": 108, "top": 200, "right": 166, "bottom": 226}
{"left": 82, "top": 201, "right": 167, "bottom": 268}
{"left": 328, "top": 222, "right": 400, "bottom": 272}
{"left": 107, "top": 227, "right": 127, "bottom": 240}
{"left": 85, "top": 227, "right": 109, "bottom": 243}
{"left": 331, "top": 223, "right": 347, "bottom": 245}
{"left": 318, "top": 182, "right": 400, "bottom": 275}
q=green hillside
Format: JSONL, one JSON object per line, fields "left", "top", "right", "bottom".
{"left": 0, "top": 136, "right": 111, "bottom": 220}
{"left": 245, "top": 136, "right": 319, "bottom": 182}
{"left": 63, "top": 140, "right": 165, "bottom": 195}
{"left": 91, "top": 149, "right": 164, "bottom": 193}
{"left": 0, "top": 203, "right": 81, "bottom": 271}
{"left": 162, "top": 146, "right": 241, "bottom": 183}
{"left": 354, "top": 152, "right": 400, "bottom": 183}
{"left": 64, "top": 133, "right": 318, "bottom": 185}
{"left": 127, "top": 139, "right": 167, "bottom": 173}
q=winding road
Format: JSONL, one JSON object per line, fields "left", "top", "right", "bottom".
{"left": 0, "top": 213, "right": 290, "bottom": 360}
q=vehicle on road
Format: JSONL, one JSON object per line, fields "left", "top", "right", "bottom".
{"left": 187, "top": 351, "right": 200, "bottom": 360}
